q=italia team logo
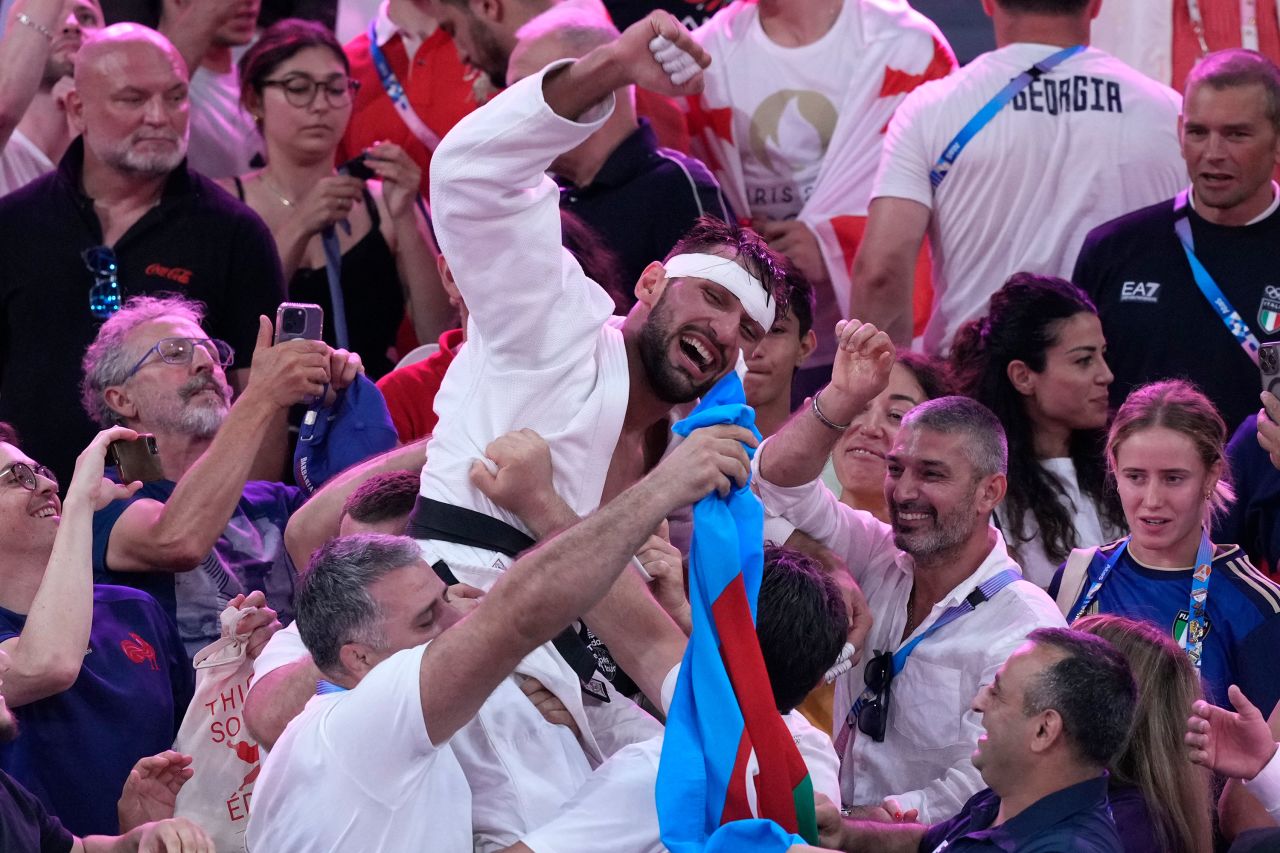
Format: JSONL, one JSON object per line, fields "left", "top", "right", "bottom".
{"left": 1259, "top": 286, "right": 1280, "bottom": 335}
{"left": 1172, "top": 609, "right": 1212, "bottom": 647}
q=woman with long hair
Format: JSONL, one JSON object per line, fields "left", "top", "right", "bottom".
{"left": 1051, "top": 379, "right": 1280, "bottom": 715}
{"left": 224, "top": 19, "right": 450, "bottom": 378}
{"left": 1074, "top": 614, "right": 1214, "bottom": 853}
{"left": 951, "top": 273, "right": 1125, "bottom": 587}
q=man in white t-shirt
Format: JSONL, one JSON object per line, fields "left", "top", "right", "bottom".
{"left": 851, "top": 0, "right": 1186, "bottom": 355}
{"left": 753, "top": 321, "right": 1066, "bottom": 823}
{"left": 0, "top": 0, "right": 103, "bottom": 195}
{"left": 245, "top": 426, "right": 756, "bottom": 852}
{"left": 688, "top": 0, "right": 955, "bottom": 391}
{"left": 158, "top": 0, "right": 263, "bottom": 178}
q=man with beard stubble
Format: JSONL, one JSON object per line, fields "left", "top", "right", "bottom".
{"left": 80, "top": 294, "right": 360, "bottom": 655}
{"left": 753, "top": 320, "right": 1066, "bottom": 824}
{"left": 0, "top": 24, "right": 285, "bottom": 487}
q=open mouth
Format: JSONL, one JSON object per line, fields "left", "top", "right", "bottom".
{"left": 844, "top": 446, "right": 884, "bottom": 460}
{"left": 31, "top": 504, "right": 57, "bottom": 519}
{"left": 677, "top": 333, "right": 719, "bottom": 376}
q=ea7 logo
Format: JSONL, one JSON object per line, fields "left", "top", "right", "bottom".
{"left": 1120, "top": 281, "right": 1161, "bottom": 303}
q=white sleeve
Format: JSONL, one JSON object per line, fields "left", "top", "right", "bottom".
{"left": 428, "top": 60, "right": 617, "bottom": 369}
{"left": 784, "top": 712, "right": 842, "bottom": 806}
{"left": 1243, "top": 745, "right": 1280, "bottom": 818}
{"left": 751, "top": 446, "right": 899, "bottom": 588}
{"left": 248, "top": 621, "right": 306, "bottom": 690}
{"left": 320, "top": 645, "right": 437, "bottom": 770}
{"left": 870, "top": 87, "right": 936, "bottom": 208}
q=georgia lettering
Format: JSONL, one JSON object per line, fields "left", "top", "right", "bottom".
{"left": 1011, "top": 76, "right": 1123, "bottom": 115}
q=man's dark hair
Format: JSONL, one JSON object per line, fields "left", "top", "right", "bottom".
{"left": 1023, "top": 628, "right": 1137, "bottom": 768}
{"left": 665, "top": 216, "right": 795, "bottom": 324}
{"left": 994, "top": 0, "right": 1092, "bottom": 14}
{"left": 0, "top": 422, "right": 20, "bottom": 446}
{"left": 296, "top": 534, "right": 422, "bottom": 674}
{"left": 341, "top": 471, "right": 421, "bottom": 528}
{"left": 756, "top": 545, "right": 848, "bottom": 712}
{"left": 785, "top": 268, "right": 815, "bottom": 337}
{"left": 1187, "top": 49, "right": 1280, "bottom": 132}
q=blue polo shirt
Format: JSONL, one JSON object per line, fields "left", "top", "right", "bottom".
{"left": 919, "top": 775, "right": 1120, "bottom": 853}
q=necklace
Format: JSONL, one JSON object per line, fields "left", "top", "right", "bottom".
{"left": 259, "top": 173, "right": 296, "bottom": 208}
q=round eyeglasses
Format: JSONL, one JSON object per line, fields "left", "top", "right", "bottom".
{"left": 0, "top": 461, "right": 58, "bottom": 491}
{"left": 260, "top": 74, "right": 360, "bottom": 109}
{"left": 125, "top": 337, "right": 235, "bottom": 381}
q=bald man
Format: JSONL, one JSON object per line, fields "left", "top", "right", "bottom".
{"left": 507, "top": 6, "right": 732, "bottom": 289}
{"left": 0, "top": 23, "right": 284, "bottom": 485}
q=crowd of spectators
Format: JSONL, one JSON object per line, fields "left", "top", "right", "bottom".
{"left": 0, "top": 0, "right": 1279, "bottom": 850}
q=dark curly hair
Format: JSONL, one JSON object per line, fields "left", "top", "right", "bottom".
{"left": 951, "top": 273, "right": 1124, "bottom": 565}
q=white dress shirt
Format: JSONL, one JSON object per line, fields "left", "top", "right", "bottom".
{"left": 752, "top": 444, "right": 1067, "bottom": 823}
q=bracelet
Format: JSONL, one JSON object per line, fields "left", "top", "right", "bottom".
{"left": 811, "top": 388, "right": 852, "bottom": 431}
{"left": 15, "top": 12, "right": 54, "bottom": 41}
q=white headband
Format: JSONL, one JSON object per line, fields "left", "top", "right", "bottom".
{"left": 661, "top": 253, "right": 775, "bottom": 329}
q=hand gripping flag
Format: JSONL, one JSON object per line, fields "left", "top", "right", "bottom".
{"left": 656, "top": 372, "right": 818, "bottom": 853}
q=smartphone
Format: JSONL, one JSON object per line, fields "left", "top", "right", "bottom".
{"left": 1263, "top": 342, "right": 1280, "bottom": 396}
{"left": 338, "top": 152, "right": 377, "bottom": 181}
{"left": 275, "top": 303, "right": 324, "bottom": 345}
{"left": 107, "top": 434, "right": 165, "bottom": 483}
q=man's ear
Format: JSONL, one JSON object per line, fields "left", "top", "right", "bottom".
{"left": 1005, "top": 360, "right": 1036, "bottom": 396}
{"left": 1029, "top": 708, "right": 1065, "bottom": 755}
{"left": 338, "top": 642, "right": 376, "bottom": 681}
{"left": 976, "top": 472, "right": 1007, "bottom": 515}
{"left": 797, "top": 328, "right": 818, "bottom": 364}
{"left": 634, "top": 261, "right": 669, "bottom": 308}
{"left": 102, "top": 385, "right": 138, "bottom": 424}
{"left": 65, "top": 89, "right": 86, "bottom": 133}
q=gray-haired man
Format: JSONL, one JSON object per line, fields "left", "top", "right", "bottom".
{"left": 81, "top": 294, "right": 360, "bottom": 654}
{"left": 754, "top": 319, "right": 1066, "bottom": 823}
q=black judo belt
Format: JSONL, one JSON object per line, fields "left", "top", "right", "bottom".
{"left": 407, "top": 496, "right": 610, "bottom": 702}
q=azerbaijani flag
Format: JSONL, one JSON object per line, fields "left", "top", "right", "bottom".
{"left": 656, "top": 372, "right": 818, "bottom": 853}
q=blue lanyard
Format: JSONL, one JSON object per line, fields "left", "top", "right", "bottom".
{"left": 316, "top": 679, "right": 348, "bottom": 695}
{"left": 367, "top": 21, "right": 441, "bottom": 152}
{"left": 848, "top": 569, "right": 1021, "bottom": 722}
{"left": 319, "top": 228, "right": 350, "bottom": 350}
{"left": 929, "top": 45, "right": 1085, "bottom": 189}
{"left": 1173, "top": 191, "right": 1261, "bottom": 365}
{"left": 1071, "top": 533, "right": 1215, "bottom": 670}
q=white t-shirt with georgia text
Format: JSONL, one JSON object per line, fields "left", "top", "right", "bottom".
{"left": 873, "top": 43, "right": 1185, "bottom": 354}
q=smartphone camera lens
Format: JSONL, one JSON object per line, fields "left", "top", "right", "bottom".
{"left": 283, "top": 308, "right": 306, "bottom": 335}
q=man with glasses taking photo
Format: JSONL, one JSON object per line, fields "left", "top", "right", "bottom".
{"left": 753, "top": 319, "right": 1065, "bottom": 824}
{"left": 79, "top": 294, "right": 360, "bottom": 655}
{"left": 0, "top": 22, "right": 285, "bottom": 488}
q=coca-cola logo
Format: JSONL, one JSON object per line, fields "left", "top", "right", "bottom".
{"left": 144, "top": 263, "right": 192, "bottom": 285}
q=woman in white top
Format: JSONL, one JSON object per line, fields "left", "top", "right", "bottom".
{"left": 950, "top": 273, "right": 1126, "bottom": 587}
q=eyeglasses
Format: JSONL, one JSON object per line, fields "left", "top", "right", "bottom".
{"left": 83, "top": 246, "right": 122, "bottom": 320}
{"left": 261, "top": 74, "right": 360, "bottom": 109}
{"left": 125, "top": 337, "right": 235, "bottom": 380}
{"left": 857, "top": 650, "right": 895, "bottom": 742}
{"left": 0, "top": 461, "right": 58, "bottom": 492}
